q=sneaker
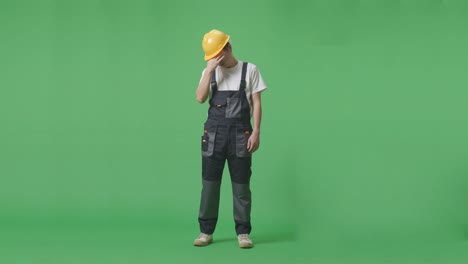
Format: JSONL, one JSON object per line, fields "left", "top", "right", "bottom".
{"left": 193, "top": 233, "right": 213, "bottom": 246}
{"left": 237, "top": 234, "right": 253, "bottom": 248}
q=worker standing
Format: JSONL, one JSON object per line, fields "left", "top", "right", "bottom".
{"left": 193, "top": 29, "right": 267, "bottom": 249}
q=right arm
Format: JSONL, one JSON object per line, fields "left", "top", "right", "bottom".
{"left": 196, "top": 69, "right": 213, "bottom": 104}
{"left": 196, "top": 55, "right": 224, "bottom": 103}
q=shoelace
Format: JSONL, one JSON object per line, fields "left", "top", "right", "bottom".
{"left": 198, "top": 234, "right": 209, "bottom": 240}
{"left": 238, "top": 234, "right": 250, "bottom": 241}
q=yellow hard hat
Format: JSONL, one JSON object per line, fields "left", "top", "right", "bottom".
{"left": 202, "top": 29, "right": 230, "bottom": 61}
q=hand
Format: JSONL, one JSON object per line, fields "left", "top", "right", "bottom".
{"left": 206, "top": 54, "right": 225, "bottom": 73}
{"left": 247, "top": 131, "right": 260, "bottom": 153}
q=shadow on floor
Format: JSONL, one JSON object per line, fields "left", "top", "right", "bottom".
{"left": 252, "top": 231, "right": 298, "bottom": 245}
{"left": 212, "top": 231, "right": 297, "bottom": 245}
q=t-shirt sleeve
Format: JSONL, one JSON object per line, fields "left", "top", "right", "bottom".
{"left": 250, "top": 65, "right": 267, "bottom": 94}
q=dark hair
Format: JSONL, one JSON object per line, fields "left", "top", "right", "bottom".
{"left": 222, "top": 42, "right": 231, "bottom": 51}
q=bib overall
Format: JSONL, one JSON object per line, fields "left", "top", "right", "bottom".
{"left": 198, "top": 62, "right": 253, "bottom": 235}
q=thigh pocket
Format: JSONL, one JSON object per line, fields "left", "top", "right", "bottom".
{"left": 202, "top": 127, "right": 216, "bottom": 157}
{"left": 236, "top": 125, "right": 252, "bottom": 158}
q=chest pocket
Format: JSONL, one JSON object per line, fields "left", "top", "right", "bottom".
{"left": 225, "top": 93, "right": 242, "bottom": 119}
{"left": 210, "top": 92, "right": 243, "bottom": 119}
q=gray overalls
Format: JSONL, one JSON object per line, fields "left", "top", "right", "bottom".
{"left": 198, "top": 62, "right": 253, "bottom": 235}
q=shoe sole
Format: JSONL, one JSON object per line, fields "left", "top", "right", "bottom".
{"left": 239, "top": 242, "right": 253, "bottom": 249}
{"left": 193, "top": 239, "right": 213, "bottom": 247}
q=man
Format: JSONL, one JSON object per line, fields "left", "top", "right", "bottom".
{"left": 194, "top": 29, "right": 267, "bottom": 249}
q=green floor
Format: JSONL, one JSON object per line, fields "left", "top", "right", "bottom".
{"left": 1, "top": 222, "right": 467, "bottom": 264}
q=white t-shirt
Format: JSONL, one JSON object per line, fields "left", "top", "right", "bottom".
{"left": 200, "top": 61, "right": 267, "bottom": 115}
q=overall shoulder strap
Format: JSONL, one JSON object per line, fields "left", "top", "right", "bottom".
{"left": 210, "top": 69, "right": 218, "bottom": 95}
{"left": 239, "top": 62, "right": 248, "bottom": 91}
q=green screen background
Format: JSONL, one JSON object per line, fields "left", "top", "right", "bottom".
{"left": 1, "top": 0, "right": 467, "bottom": 263}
